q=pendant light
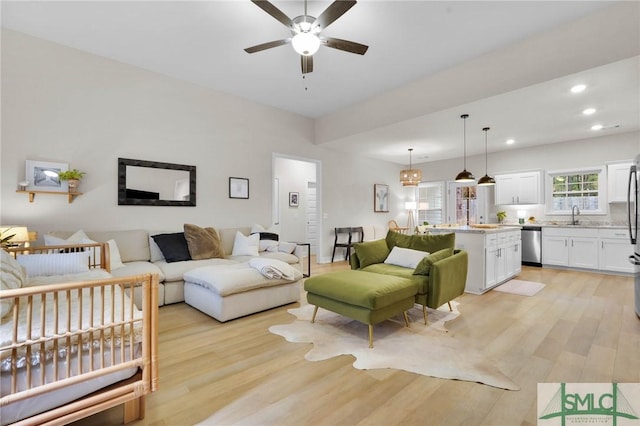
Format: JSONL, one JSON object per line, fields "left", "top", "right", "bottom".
{"left": 477, "top": 127, "right": 496, "bottom": 186}
{"left": 455, "top": 114, "right": 475, "bottom": 182}
{"left": 400, "top": 148, "right": 422, "bottom": 187}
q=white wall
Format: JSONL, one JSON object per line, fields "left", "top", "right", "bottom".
{"left": 0, "top": 29, "right": 402, "bottom": 262}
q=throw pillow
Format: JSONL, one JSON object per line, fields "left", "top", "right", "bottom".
{"left": 16, "top": 252, "right": 90, "bottom": 277}
{"left": 44, "top": 229, "right": 91, "bottom": 249}
{"left": 184, "top": 224, "right": 224, "bottom": 260}
{"left": 151, "top": 232, "right": 192, "bottom": 263}
{"left": 251, "top": 231, "right": 280, "bottom": 252}
{"left": 384, "top": 246, "right": 429, "bottom": 269}
{"left": 231, "top": 231, "right": 260, "bottom": 257}
{"left": 413, "top": 248, "right": 454, "bottom": 276}
{"left": 251, "top": 224, "right": 279, "bottom": 235}
{"left": 1, "top": 250, "right": 26, "bottom": 318}
{"left": 353, "top": 239, "right": 390, "bottom": 269}
{"left": 107, "top": 240, "right": 126, "bottom": 270}
{"left": 277, "top": 241, "right": 297, "bottom": 254}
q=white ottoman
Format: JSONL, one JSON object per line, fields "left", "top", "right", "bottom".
{"left": 183, "top": 263, "right": 302, "bottom": 322}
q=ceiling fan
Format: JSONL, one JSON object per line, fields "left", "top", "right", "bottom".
{"left": 244, "top": 0, "right": 368, "bottom": 74}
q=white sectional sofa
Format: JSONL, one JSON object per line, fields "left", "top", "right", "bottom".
{"left": 47, "top": 227, "right": 307, "bottom": 308}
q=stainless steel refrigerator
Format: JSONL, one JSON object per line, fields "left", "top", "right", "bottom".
{"left": 627, "top": 154, "right": 640, "bottom": 318}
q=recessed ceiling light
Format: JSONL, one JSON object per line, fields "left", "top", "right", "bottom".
{"left": 582, "top": 108, "right": 596, "bottom": 115}
{"left": 506, "top": 139, "right": 515, "bottom": 145}
{"left": 591, "top": 124, "right": 603, "bottom": 131}
{"left": 571, "top": 84, "right": 586, "bottom": 93}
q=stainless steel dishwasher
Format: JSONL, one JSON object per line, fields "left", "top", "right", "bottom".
{"left": 521, "top": 226, "right": 542, "bottom": 266}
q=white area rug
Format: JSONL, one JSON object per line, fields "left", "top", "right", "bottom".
{"left": 267, "top": 303, "right": 519, "bottom": 390}
{"left": 493, "top": 279, "right": 546, "bottom": 296}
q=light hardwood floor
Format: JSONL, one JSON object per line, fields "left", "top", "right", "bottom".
{"left": 73, "top": 260, "right": 640, "bottom": 426}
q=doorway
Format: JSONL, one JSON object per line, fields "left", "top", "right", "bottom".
{"left": 272, "top": 154, "right": 322, "bottom": 257}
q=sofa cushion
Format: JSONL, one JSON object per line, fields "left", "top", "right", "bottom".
{"left": 154, "top": 258, "right": 237, "bottom": 282}
{"left": 232, "top": 231, "right": 259, "bottom": 257}
{"left": 408, "top": 232, "right": 455, "bottom": 253}
{"left": 1, "top": 250, "right": 26, "bottom": 318}
{"left": 184, "top": 224, "right": 224, "bottom": 260}
{"left": 353, "top": 239, "right": 390, "bottom": 269}
{"left": 152, "top": 232, "right": 191, "bottom": 263}
{"left": 361, "top": 263, "right": 430, "bottom": 295}
{"left": 258, "top": 251, "right": 299, "bottom": 264}
{"left": 109, "top": 261, "right": 165, "bottom": 282}
{"left": 85, "top": 230, "right": 151, "bottom": 263}
{"left": 413, "top": 248, "right": 454, "bottom": 276}
{"left": 385, "top": 230, "right": 413, "bottom": 250}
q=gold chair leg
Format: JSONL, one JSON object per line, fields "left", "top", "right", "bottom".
{"left": 448, "top": 301, "right": 453, "bottom": 311}
{"left": 311, "top": 305, "right": 319, "bottom": 323}
{"left": 403, "top": 311, "right": 410, "bottom": 327}
{"left": 423, "top": 305, "right": 428, "bottom": 325}
{"left": 368, "top": 325, "right": 374, "bottom": 348}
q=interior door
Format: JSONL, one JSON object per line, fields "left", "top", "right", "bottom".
{"left": 306, "top": 182, "right": 317, "bottom": 255}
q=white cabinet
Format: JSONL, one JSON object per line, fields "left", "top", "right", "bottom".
{"left": 599, "top": 229, "right": 635, "bottom": 273}
{"left": 495, "top": 171, "right": 542, "bottom": 205}
{"left": 428, "top": 228, "right": 521, "bottom": 294}
{"left": 607, "top": 161, "right": 633, "bottom": 203}
{"left": 542, "top": 227, "right": 598, "bottom": 269}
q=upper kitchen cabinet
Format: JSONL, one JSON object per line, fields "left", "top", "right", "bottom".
{"left": 495, "top": 171, "right": 542, "bottom": 205}
{"left": 607, "top": 161, "right": 633, "bottom": 203}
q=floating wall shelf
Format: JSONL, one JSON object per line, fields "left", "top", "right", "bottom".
{"left": 17, "top": 190, "right": 82, "bottom": 203}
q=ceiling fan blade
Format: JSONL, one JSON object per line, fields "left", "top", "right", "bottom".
{"left": 312, "top": 0, "right": 357, "bottom": 31}
{"left": 244, "top": 39, "right": 290, "bottom": 54}
{"left": 251, "top": 0, "right": 293, "bottom": 28}
{"left": 322, "top": 37, "right": 368, "bottom": 55}
{"left": 301, "top": 55, "right": 314, "bottom": 74}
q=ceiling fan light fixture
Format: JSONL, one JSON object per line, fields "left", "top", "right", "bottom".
{"left": 455, "top": 114, "right": 475, "bottom": 182}
{"left": 400, "top": 148, "right": 422, "bottom": 187}
{"left": 292, "top": 32, "right": 320, "bottom": 56}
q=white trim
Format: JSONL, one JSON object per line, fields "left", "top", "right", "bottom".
{"left": 544, "top": 166, "right": 607, "bottom": 215}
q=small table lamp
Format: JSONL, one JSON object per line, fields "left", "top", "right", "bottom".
{"left": 0, "top": 226, "right": 30, "bottom": 247}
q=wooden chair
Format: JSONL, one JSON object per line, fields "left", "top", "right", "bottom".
{"left": 332, "top": 227, "right": 355, "bottom": 262}
{"left": 388, "top": 220, "right": 409, "bottom": 234}
{"left": 350, "top": 226, "right": 364, "bottom": 245}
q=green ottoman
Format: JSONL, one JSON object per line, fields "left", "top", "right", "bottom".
{"left": 304, "top": 270, "right": 418, "bottom": 348}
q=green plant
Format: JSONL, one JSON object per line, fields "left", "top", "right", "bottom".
{"left": 58, "top": 169, "right": 86, "bottom": 181}
{"left": 496, "top": 211, "right": 507, "bottom": 222}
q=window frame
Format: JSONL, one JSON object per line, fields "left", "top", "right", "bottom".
{"left": 544, "top": 166, "right": 607, "bottom": 215}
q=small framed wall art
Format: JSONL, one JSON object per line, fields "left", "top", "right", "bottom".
{"left": 374, "top": 183, "right": 389, "bottom": 212}
{"left": 26, "top": 160, "right": 69, "bottom": 192}
{"left": 289, "top": 192, "right": 299, "bottom": 207}
{"left": 229, "top": 177, "right": 249, "bottom": 199}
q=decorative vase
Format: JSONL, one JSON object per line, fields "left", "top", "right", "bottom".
{"left": 67, "top": 179, "right": 80, "bottom": 193}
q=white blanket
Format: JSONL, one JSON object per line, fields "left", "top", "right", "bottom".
{"left": 249, "top": 257, "right": 299, "bottom": 280}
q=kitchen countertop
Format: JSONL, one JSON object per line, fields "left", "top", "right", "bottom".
{"left": 428, "top": 225, "right": 522, "bottom": 234}
{"left": 427, "top": 223, "right": 627, "bottom": 233}
{"left": 504, "top": 223, "right": 626, "bottom": 229}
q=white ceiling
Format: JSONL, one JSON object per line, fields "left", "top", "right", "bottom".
{"left": 2, "top": 1, "right": 639, "bottom": 164}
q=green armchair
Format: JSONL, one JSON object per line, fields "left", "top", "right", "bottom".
{"left": 350, "top": 231, "right": 468, "bottom": 324}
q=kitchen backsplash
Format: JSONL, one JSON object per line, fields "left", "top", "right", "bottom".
{"left": 487, "top": 203, "right": 627, "bottom": 226}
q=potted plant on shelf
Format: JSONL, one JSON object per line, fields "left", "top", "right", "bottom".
{"left": 58, "top": 169, "right": 86, "bottom": 193}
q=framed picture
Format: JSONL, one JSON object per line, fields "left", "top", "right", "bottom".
{"left": 26, "top": 160, "right": 69, "bottom": 192}
{"left": 374, "top": 184, "right": 389, "bottom": 212}
{"left": 229, "top": 177, "right": 249, "bottom": 199}
{"left": 289, "top": 192, "right": 299, "bottom": 207}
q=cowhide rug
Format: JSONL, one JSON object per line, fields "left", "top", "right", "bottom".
{"left": 268, "top": 302, "right": 519, "bottom": 391}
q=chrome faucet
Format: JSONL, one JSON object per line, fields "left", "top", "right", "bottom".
{"left": 571, "top": 205, "right": 580, "bottom": 225}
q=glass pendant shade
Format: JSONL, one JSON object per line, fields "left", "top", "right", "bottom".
{"left": 455, "top": 114, "right": 475, "bottom": 182}
{"left": 400, "top": 148, "right": 422, "bottom": 186}
{"left": 477, "top": 126, "right": 496, "bottom": 186}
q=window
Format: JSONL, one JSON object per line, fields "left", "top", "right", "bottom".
{"left": 418, "top": 181, "right": 444, "bottom": 225}
{"left": 546, "top": 167, "right": 606, "bottom": 214}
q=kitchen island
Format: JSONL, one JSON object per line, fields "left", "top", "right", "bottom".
{"left": 428, "top": 225, "right": 522, "bottom": 294}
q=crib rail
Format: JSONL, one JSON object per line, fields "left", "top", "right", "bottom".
{"left": 5, "top": 242, "right": 110, "bottom": 272}
{"left": 0, "top": 274, "right": 159, "bottom": 425}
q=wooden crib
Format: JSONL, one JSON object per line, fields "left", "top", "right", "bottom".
{"left": 1, "top": 244, "right": 159, "bottom": 425}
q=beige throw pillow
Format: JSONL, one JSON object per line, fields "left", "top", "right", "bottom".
{"left": 184, "top": 224, "right": 224, "bottom": 260}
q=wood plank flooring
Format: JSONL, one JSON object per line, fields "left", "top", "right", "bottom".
{"left": 73, "top": 260, "right": 640, "bottom": 426}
